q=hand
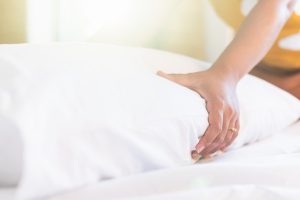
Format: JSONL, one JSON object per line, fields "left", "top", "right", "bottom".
{"left": 157, "top": 69, "right": 240, "bottom": 159}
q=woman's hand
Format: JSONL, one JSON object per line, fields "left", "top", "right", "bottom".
{"left": 157, "top": 69, "right": 240, "bottom": 159}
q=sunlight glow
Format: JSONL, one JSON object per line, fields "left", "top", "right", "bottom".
{"left": 27, "top": 0, "right": 181, "bottom": 42}
{"left": 82, "top": 0, "right": 135, "bottom": 37}
{"left": 295, "top": 2, "right": 300, "bottom": 16}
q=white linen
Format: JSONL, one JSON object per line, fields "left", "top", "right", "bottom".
{"left": 0, "top": 114, "right": 23, "bottom": 187}
{"left": 0, "top": 58, "right": 23, "bottom": 187}
{"left": 49, "top": 122, "right": 300, "bottom": 200}
{"left": 0, "top": 188, "right": 16, "bottom": 200}
{"left": 0, "top": 43, "right": 207, "bottom": 188}
{"left": 3, "top": 122, "right": 299, "bottom": 200}
{"left": 0, "top": 44, "right": 298, "bottom": 200}
{"left": 16, "top": 71, "right": 208, "bottom": 200}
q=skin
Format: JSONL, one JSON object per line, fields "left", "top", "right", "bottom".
{"left": 158, "top": 0, "right": 299, "bottom": 160}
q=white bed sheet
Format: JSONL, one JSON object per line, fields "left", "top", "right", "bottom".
{"left": 2, "top": 123, "right": 300, "bottom": 200}
{"left": 0, "top": 188, "right": 16, "bottom": 200}
{"left": 48, "top": 121, "right": 300, "bottom": 200}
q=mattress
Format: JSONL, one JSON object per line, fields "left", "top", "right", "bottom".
{"left": 48, "top": 121, "right": 300, "bottom": 200}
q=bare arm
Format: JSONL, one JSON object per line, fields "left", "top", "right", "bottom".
{"left": 211, "top": 0, "right": 298, "bottom": 82}
{"left": 158, "top": 0, "right": 298, "bottom": 159}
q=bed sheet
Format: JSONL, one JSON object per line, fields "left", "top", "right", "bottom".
{"left": 0, "top": 188, "right": 16, "bottom": 200}
{"left": 3, "top": 122, "right": 300, "bottom": 200}
{"left": 48, "top": 121, "right": 300, "bottom": 200}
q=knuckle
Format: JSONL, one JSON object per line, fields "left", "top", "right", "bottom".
{"left": 208, "top": 116, "right": 222, "bottom": 126}
{"left": 206, "top": 139, "right": 217, "bottom": 147}
{"left": 213, "top": 138, "right": 225, "bottom": 147}
{"left": 212, "top": 125, "right": 222, "bottom": 133}
{"left": 226, "top": 105, "right": 234, "bottom": 113}
{"left": 208, "top": 143, "right": 217, "bottom": 149}
{"left": 208, "top": 141, "right": 217, "bottom": 147}
{"left": 204, "top": 139, "right": 213, "bottom": 146}
{"left": 211, "top": 99, "right": 225, "bottom": 110}
{"left": 216, "top": 134, "right": 225, "bottom": 142}
{"left": 226, "top": 105, "right": 237, "bottom": 117}
{"left": 227, "top": 108, "right": 235, "bottom": 117}
{"left": 216, "top": 101, "right": 225, "bottom": 110}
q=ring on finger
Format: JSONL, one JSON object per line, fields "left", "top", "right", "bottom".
{"left": 228, "top": 127, "right": 238, "bottom": 133}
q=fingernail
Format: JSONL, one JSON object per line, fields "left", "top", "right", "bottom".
{"left": 198, "top": 156, "right": 205, "bottom": 161}
{"left": 196, "top": 146, "right": 205, "bottom": 154}
{"left": 192, "top": 154, "right": 202, "bottom": 161}
{"left": 191, "top": 151, "right": 201, "bottom": 160}
{"left": 157, "top": 71, "right": 164, "bottom": 75}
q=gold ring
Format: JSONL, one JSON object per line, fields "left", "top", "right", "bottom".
{"left": 228, "top": 127, "right": 238, "bottom": 133}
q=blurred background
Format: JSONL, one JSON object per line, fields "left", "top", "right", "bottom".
{"left": 0, "top": 0, "right": 234, "bottom": 62}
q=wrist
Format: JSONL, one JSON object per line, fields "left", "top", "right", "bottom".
{"left": 208, "top": 64, "right": 242, "bottom": 86}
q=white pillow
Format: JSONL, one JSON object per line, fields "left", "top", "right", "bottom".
{"left": 0, "top": 43, "right": 208, "bottom": 188}
{"left": 0, "top": 114, "right": 22, "bottom": 187}
{"left": 0, "top": 44, "right": 298, "bottom": 200}
{"left": 0, "top": 58, "right": 23, "bottom": 187}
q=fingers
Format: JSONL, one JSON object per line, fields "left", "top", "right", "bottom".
{"left": 191, "top": 150, "right": 201, "bottom": 160}
{"left": 157, "top": 71, "right": 176, "bottom": 82}
{"left": 196, "top": 100, "right": 240, "bottom": 157}
{"left": 157, "top": 70, "right": 240, "bottom": 159}
{"left": 200, "top": 109, "right": 234, "bottom": 156}
{"left": 157, "top": 71, "right": 192, "bottom": 89}
{"left": 221, "top": 119, "right": 240, "bottom": 150}
{"left": 195, "top": 100, "right": 223, "bottom": 153}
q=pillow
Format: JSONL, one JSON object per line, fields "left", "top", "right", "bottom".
{"left": 233, "top": 75, "right": 300, "bottom": 148}
{"left": 0, "top": 44, "right": 298, "bottom": 200}
{"left": 0, "top": 43, "right": 208, "bottom": 188}
{"left": 0, "top": 114, "right": 22, "bottom": 187}
{"left": 0, "top": 58, "right": 23, "bottom": 187}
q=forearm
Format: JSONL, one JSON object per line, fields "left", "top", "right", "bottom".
{"left": 209, "top": 0, "right": 297, "bottom": 83}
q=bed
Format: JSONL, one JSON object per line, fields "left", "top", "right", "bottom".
{"left": 49, "top": 121, "right": 300, "bottom": 200}
{"left": 0, "top": 43, "right": 299, "bottom": 200}
{"left": 1, "top": 121, "right": 299, "bottom": 200}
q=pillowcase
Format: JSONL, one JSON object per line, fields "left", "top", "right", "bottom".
{"left": 0, "top": 58, "right": 23, "bottom": 187}
{"left": 233, "top": 75, "right": 300, "bottom": 148}
{"left": 0, "top": 43, "right": 208, "bottom": 188}
{"left": 0, "top": 44, "right": 208, "bottom": 195}
{"left": 0, "top": 114, "right": 22, "bottom": 187}
{"left": 0, "top": 44, "right": 298, "bottom": 200}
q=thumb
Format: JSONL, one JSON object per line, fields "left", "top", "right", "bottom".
{"left": 157, "top": 71, "right": 172, "bottom": 80}
{"left": 157, "top": 71, "right": 189, "bottom": 87}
